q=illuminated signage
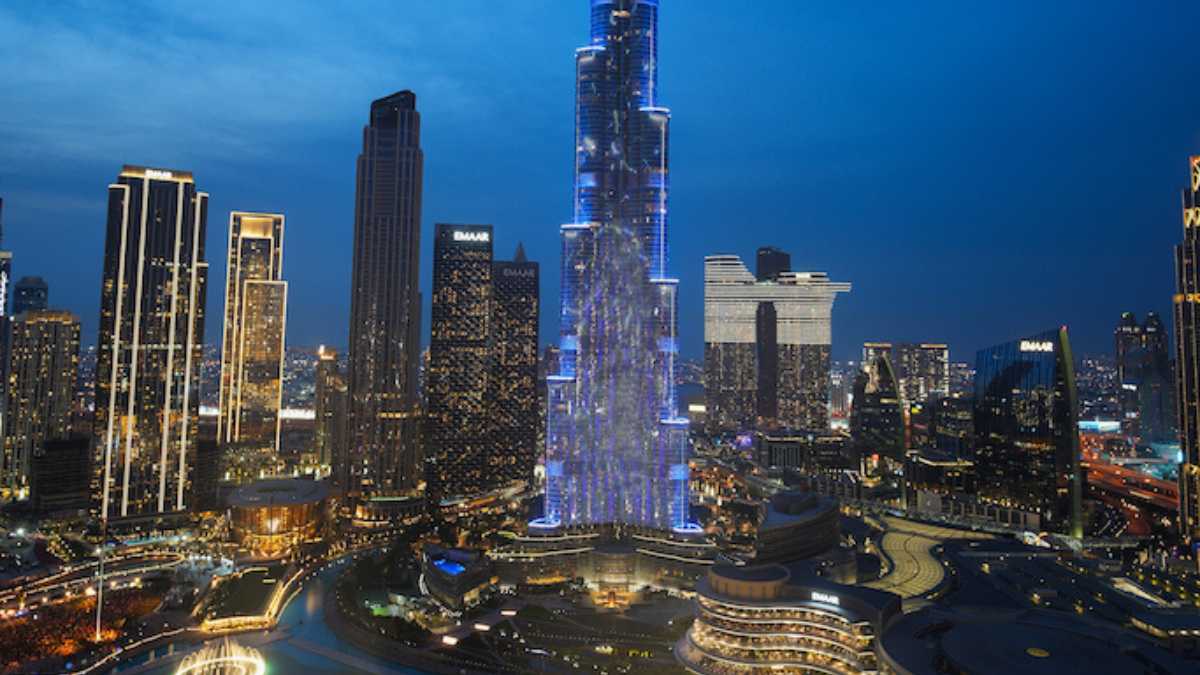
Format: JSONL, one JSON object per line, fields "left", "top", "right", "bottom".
{"left": 811, "top": 591, "right": 840, "bottom": 606}
{"left": 453, "top": 230, "right": 489, "bottom": 243}
{"left": 144, "top": 169, "right": 175, "bottom": 180}
{"left": 1019, "top": 340, "right": 1054, "bottom": 353}
{"left": 1185, "top": 207, "right": 1200, "bottom": 228}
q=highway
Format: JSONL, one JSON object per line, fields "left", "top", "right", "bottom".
{"left": 865, "top": 517, "right": 992, "bottom": 599}
{"left": 0, "top": 552, "right": 185, "bottom": 613}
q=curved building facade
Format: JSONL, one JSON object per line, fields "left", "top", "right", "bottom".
{"left": 229, "top": 478, "right": 329, "bottom": 558}
{"left": 677, "top": 565, "right": 899, "bottom": 675}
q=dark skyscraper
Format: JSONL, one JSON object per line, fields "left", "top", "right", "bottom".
{"left": 755, "top": 301, "right": 778, "bottom": 420}
{"left": 348, "top": 90, "right": 424, "bottom": 494}
{"left": 94, "top": 166, "right": 208, "bottom": 520}
{"left": 973, "top": 328, "right": 1082, "bottom": 537}
{"left": 314, "top": 345, "right": 347, "bottom": 484}
{"left": 1176, "top": 156, "right": 1200, "bottom": 546}
{"left": 755, "top": 246, "right": 790, "bottom": 282}
{"left": 1116, "top": 311, "right": 1175, "bottom": 443}
{"left": 426, "top": 224, "right": 493, "bottom": 505}
{"left": 491, "top": 243, "right": 539, "bottom": 490}
{"left": 12, "top": 276, "right": 48, "bottom": 315}
{"left": 850, "top": 354, "right": 905, "bottom": 462}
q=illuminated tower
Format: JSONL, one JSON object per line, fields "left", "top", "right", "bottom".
{"left": 492, "top": 244, "right": 540, "bottom": 490}
{"left": 1176, "top": 156, "right": 1200, "bottom": 547}
{"left": 541, "top": 0, "right": 688, "bottom": 531}
{"left": 314, "top": 346, "right": 347, "bottom": 481}
{"left": 94, "top": 166, "right": 208, "bottom": 519}
{"left": 218, "top": 212, "right": 286, "bottom": 454}
{"left": 347, "top": 91, "right": 423, "bottom": 494}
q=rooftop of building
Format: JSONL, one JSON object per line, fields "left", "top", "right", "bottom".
{"left": 227, "top": 477, "right": 329, "bottom": 508}
{"left": 759, "top": 490, "right": 839, "bottom": 532}
{"left": 880, "top": 605, "right": 1192, "bottom": 675}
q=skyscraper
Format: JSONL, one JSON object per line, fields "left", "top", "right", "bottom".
{"left": 94, "top": 166, "right": 208, "bottom": 519}
{"left": 1176, "top": 156, "right": 1200, "bottom": 546}
{"left": 755, "top": 246, "right": 790, "bottom": 282}
{"left": 850, "top": 353, "right": 905, "bottom": 462}
{"left": 862, "top": 342, "right": 950, "bottom": 405}
{"left": 314, "top": 345, "right": 347, "bottom": 481}
{"left": 2, "top": 310, "right": 79, "bottom": 497}
{"left": 541, "top": 0, "right": 690, "bottom": 531}
{"left": 218, "top": 212, "right": 286, "bottom": 454}
{"left": 426, "top": 224, "right": 494, "bottom": 504}
{"left": 492, "top": 243, "right": 540, "bottom": 490}
{"left": 12, "top": 276, "right": 48, "bottom": 315}
{"left": 348, "top": 91, "right": 423, "bottom": 494}
{"left": 704, "top": 255, "right": 850, "bottom": 433}
{"left": 1115, "top": 311, "right": 1175, "bottom": 443}
{"left": 973, "top": 328, "right": 1082, "bottom": 537}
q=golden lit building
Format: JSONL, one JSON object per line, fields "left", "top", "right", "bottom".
{"left": 228, "top": 477, "right": 329, "bottom": 558}
{"left": 3, "top": 310, "right": 80, "bottom": 497}
{"left": 218, "top": 212, "right": 287, "bottom": 455}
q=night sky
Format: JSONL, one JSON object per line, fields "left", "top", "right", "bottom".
{"left": 3, "top": 1, "right": 1200, "bottom": 363}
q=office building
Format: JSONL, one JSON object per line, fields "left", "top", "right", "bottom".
{"left": 755, "top": 245, "right": 790, "bottom": 281}
{"left": 218, "top": 212, "right": 286, "bottom": 454}
{"left": 973, "top": 328, "right": 1082, "bottom": 537}
{"left": 850, "top": 353, "right": 905, "bottom": 462}
{"left": 704, "top": 255, "right": 850, "bottom": 432}
{"left": 347, "top": 90, "right": 424, "bottom": 494}
{"left": 862, "top": 341, "right": 950, "bottom": 405}
{"left": 1115, "top": 311, "right": 1174, "bottom": 442}
{"left": 2, "top": 309, "right": 79, "bottom": 496}
{"left": 426, "top": 223, "right": 494, "bottom": 504}
{"left": 94, "top": 166, "right": 208, "bottom": 520}
{"left": 314, "top": 345, "right": 347, "bottom": 479}
{"left": 491, "top": 243, "right": 539, "bottom": 489}
{"left": 12, "top": 276, "right": 48, "bottom": 315}
{"left": 30, "top": 436, "right": 90, "bottom": 516}
{"left": 1177, "top": 155, "right": 1200, "bottom": 546}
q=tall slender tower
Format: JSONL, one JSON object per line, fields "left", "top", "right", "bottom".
{"left": 1176, "top": 156, "right": 1200, "bottom": 548}
{"left": 314, "top": 346, "right": 347, "bottom": 481}
{"left": 348, "top": 91, "right": 424, "bottom": 494}
{"left": 218, "top": 212, "right": 286, "bottom": 454}
{"left": 541, "top": 0, "right": 690, "bottom": 531}
{"left": 492, "top": 243, "right": 540, "bottom": 490}
{"left": 94, "top": 166, "right": 208, "bottom": 519}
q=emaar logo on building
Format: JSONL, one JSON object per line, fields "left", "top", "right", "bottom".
{"left": 1019, "top": 340, "right": 1054, "bottom": 353}
{"left": 453, "top": 230, "right": 490, "bottom": 243}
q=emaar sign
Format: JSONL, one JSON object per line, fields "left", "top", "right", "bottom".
{"left": 453, "top": 230, "right": 490, "bottom": 243}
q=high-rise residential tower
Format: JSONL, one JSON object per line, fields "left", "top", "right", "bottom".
{"left": 755, "top": 246, "right": 790, "bottom": 282}
{"left": 314, "top": 346, "right": 347, "bottom": 481}
{"left": 540, "top": 0, "right": 690, "bottom": 531}
{"left": 1176, "top": 156, "right": 1200, "bottom": 546}
{"left": 12, "top": 276, "right": 48, "bottom": 315}
{"left": 862, "top": 342, "right": 950, "bottom": 405}
{"left": 491, "top": 244, "right": 540, "bottom": 490}
{"left": 973, "top": 328, "right": 1082, "bottom": 537}
{"left": 218, "top": 212, "right": 286, "bottom": 454}
{"left": 348, "top": 91, "right": 424, "bottom": 494}
{"left": 1115, "top": 311, "right": 1175, "bottom": 443}
{"left": 2, "top": 310, "right": 79, "bottom": 497}
{"left": 94, "top": 166, "right": 208, "bottom": 519}
{"left": 426, "top": 224, "right": 494, "bottom": 504}
{"left": 704, "top": 255, "right": 850, "bottom": 433}
{"left": 850, "top": 353, "right": 905, "bottom": 462}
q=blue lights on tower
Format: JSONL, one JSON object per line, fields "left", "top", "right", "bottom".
{"left": 540, "top": 0, "right": 692, "bottom": 533}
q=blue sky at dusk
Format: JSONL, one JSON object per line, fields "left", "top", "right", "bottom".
{"left": 3, "top": 0, "right": 1200, "bottom": 362}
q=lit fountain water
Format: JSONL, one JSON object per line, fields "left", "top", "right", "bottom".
{"left": 173, "top": 639, "right": 265, "bottom": 675}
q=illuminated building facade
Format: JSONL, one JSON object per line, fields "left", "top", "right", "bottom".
{"left": 1115, "top": 311, "right": 1174, "bottom": 442}
{"left": 1177, "top": 155, "right": 1200, "bottom": 546}
{"left": 12, "top": 276, "right": 48, "bottom": 315}
{"left": 973, "top": 328, "right": 1082, "bottom": 537}
{"left": 491, "top": 243, "right": 539, "bottom": 490}
{"left": 228, "top": 477, "right": 329, "bottom": 558}
{"left": 540, "top": 0, "right": 691, "bottom": 532}
{"left": 348, "top": 90, "right": 423, "bottom": 494}
{"left": 94, "top": 165, "right": 208, "bottom": 520}
{"left": 314, "top": 346, "right": 347, "bottom": 479}
{"left": 426, "top": 223, "right": 494, "bottom": 504}
{"left": 2, "top": 310, "right": 79, "bottom": 496}
{"left": 850, "top": 353, "right": 905, "bottom": 462}
{"left": 862, "top": 341, "right": 949, "bottom": 405}
{"left": 705, "top": 255, "right": 850, "bottom": 433}
{"left": 675, "top": 564, "right": 899, "bottom": 675}
{"left": 218, "top": 212, "right": 286, "bottom": 454}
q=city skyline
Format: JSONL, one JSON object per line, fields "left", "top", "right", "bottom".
{"left": 5, "top": 2, "right": 1200, "bottom": 361}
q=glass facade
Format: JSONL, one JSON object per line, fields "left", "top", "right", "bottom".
{"left": 1176, "top": 156, "right": 1200, "bottom": 545}
{"left": 973, "top": 328, "right": 1082, "bottom": 537}
{"left": 851, "top": 354, "right": 905, "bottom": 462}
{"left": 218, "top": 212, "right": 286, "bottom": 455}
{"left": 543, "top": 0, "right": 688, "bottom": 531}
{"left": 12, "top": 276, "right": 48, "bottom": 315}
{"left": 94, "top": 165, "right": 208, "bottom": 519}
{"left": 348, "top": 90, "right": 424, "bottom": 494}
{"left": 492, "top": 246, "right": 540, "bottom": 490}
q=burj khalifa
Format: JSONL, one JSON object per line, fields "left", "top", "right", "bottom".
{"left": 538, "top": 0, "right": 694, "bottom": 533}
